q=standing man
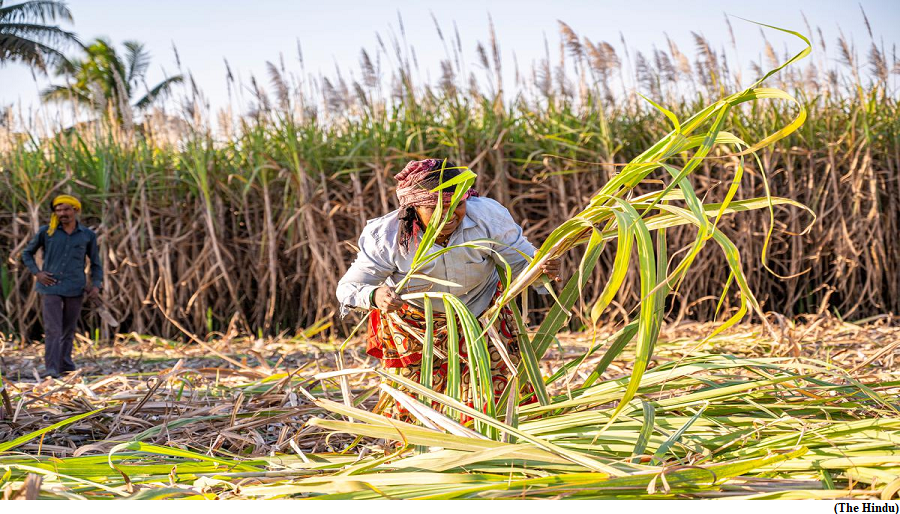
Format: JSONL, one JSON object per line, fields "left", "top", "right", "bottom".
{"left": 21, "top": 195, "right": 103, "bottom": 378}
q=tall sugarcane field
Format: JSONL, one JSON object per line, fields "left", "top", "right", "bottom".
{"left": 1, "top": 1, "right": 899, "bottom": 501}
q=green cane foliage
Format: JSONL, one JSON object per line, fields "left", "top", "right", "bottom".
{"left": 298, "top": 353, "right": 897, "bottom": 499}
{"left": 442, "top": 295, "right": 497, "bottom": 438}
{"left": 458, "top": 26, "right": 815, "bottom": 430}
{"left": 419, "top": 295, "right": 435, "bottom": 392}
{"left": 650, "top": 402, "right": 708, "bottom": 465}
{"left": 509, "top": 300, "right": 551, "bottom": 406}
{"left": 589, "top": 211, "right": 634, "bottom": 325}
{"left": 442, "top": 297, "right": 462, "bottom": 405}
{"left": 631, "top": 400, "right": 656, "bottom": 462}
{"left": 600, "top": 199, "right": 661, "bottom": 428}
{"left": 320, "top": 367, "right": 624, "bottom": 475}
{"left": 489, "top": 30, "right": 813, "bottom": 317}
{"left": 106, "top": 441, "right": 262, "bottom": 472}
{"left": 0, "top": 408, "right": 105, "bottom": 453}
{"left": 533, "top": 232, "right": 606, "bottom": 359}
{"left": 2, "top": 352, "right": 897, "bottom": 498}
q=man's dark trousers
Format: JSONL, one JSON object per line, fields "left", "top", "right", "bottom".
{"left": 42, "top": 294, "right": 83, "bottom": 373}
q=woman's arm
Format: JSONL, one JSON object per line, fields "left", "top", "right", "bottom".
{"left": 336, "top": 225, "right": 397, "bottom": 316}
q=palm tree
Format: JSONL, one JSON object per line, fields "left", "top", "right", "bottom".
{"left": 0, "top": 0, "right": 80, "bottom": 71}
{"left": 41, "top": 38, "right": 183, "bottom": 118}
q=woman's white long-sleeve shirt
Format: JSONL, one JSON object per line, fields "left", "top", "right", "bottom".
{"left": 336, "top": 196, "right": 539, "bottom": 317}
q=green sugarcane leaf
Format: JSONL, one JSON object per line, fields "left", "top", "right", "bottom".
{"left": 590, "top": 212, "right": 634, "bottom": 325}
{"left": 632, "top": 400, "right": 657, "bottom": 462}
{"left": 443, "top": 297, "right": 462, "bottom": 407}
{"left": 420, "top": 295, "right": 435, "bottom": 393}
{"left": 408, "top": 274, "right": 462, "bottom": 288}
{"left": 602, "top": 199, "right": 659, "bottom": 429}
{"left": 107, "top": 441, "right": 261, "bottom": 471}
{"left": 651, "top": 402, "right": 708, "bottom": 465}
{"left": 443, "top": 295, "right": 497, "bottom": 438}
{"left": 509, "top": 301, "right": 550, "bottom": 406}
{"left": 362, "top": 369, "right": 623, "bottom": 475}
{"left": 0, "top": 408, "right": 105, "bottom": 453}
{"left": 430, "top": 169, "right": 477, "bottom": 191}
{"left": 638, "top": 93, "right": 681, "bottom": 133}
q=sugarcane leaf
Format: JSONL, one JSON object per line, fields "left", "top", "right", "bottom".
{"left": 408, "top": 274, "right": 462, "bottom": 288}
{"left": 0, "top": 408, "right": 105, "bottom": 453}
{"left": 651, "top": 402, "right": 708, "bottom": 465}
{"left": 442, "top": 297, "right": 462, "bottom": 407}
{"left": 420, "top": 294, "right": 435, "bottom": 393}
{"left": 638, "top": 93, "right": 680, "bottom": 134}
{"left": 632, "top": 400, "right": 656, "bottom": 462}
{"left": 590, "top": 211, "right": 634, "bottom": 325}
{"left": 602, "top": 199, "right": 659, "bottom": 429}
{"left": 443, "top": 295, "right": 497, "bottom": 438}
{"left": 509, "top": 300, "right": 551, "bottom": 406}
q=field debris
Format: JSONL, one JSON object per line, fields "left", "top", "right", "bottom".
{"left": 1, "top": 318, "right": 897, "bottom": 499}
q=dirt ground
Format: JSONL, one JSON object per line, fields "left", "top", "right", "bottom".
{"left": 1, "top": 315, "right": 897, "bottom": 458}
{"left": 2, "top": 314, "right": 897, "bottom": 383}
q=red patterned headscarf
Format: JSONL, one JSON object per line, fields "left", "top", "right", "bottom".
{"left": 394, "top": 159, "right": 477, "bottom": 207}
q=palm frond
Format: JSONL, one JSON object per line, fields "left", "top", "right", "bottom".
{"left": 39, "top": 82, "right": 92, "bottom": 106}
{"left": 0, "top": 1, "right": 80, "bottom": 71}
{"left": 0, "top": 31, "right": 66, "bottom": 68}
{"left": 0, "top": 21, "right": 79, "bottom": 47}
{"left": 0, "top": 0, "right": 72, "bottom": 24}
{"left": 133, "top": 74, "right": 183, "bottom": 110}
{"left": 122, "top": 39, "right": 149, "bottom": 84}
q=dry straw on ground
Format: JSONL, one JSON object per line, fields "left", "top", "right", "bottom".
{"left": 0, "top": 319, "right": 897, "bottom": 499}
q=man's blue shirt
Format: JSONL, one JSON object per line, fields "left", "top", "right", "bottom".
{"left": 22, "top": 223, "right": 103, "bottom": 297}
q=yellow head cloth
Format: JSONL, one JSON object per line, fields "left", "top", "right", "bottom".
{"left": 47, "top": 195, "right": 82, "bottom": 236}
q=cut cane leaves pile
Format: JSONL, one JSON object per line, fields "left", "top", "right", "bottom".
{"left": 1, "top": 25, "right": 898, "bottom": 499}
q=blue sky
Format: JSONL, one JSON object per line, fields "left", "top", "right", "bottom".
{"left": 3, "top": 0, "right": 898, "bottom": 116}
